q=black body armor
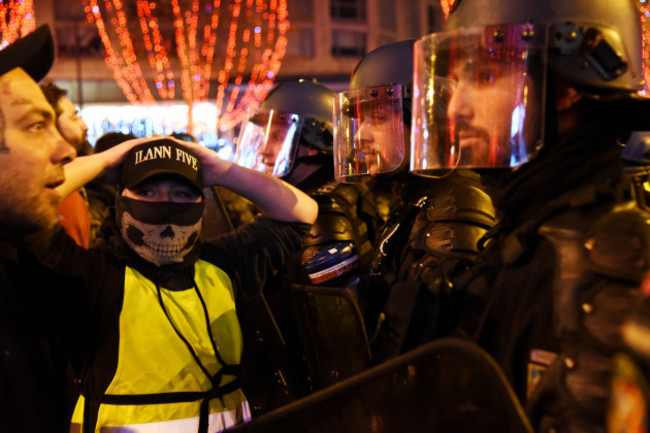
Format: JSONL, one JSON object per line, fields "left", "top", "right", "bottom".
{"left": 367, "top": 170, "right": 496, "bottom": 362}
{"left": 454, "top": 178, "right": 650, "bottom": 432}
{"left": 527, "top": 202, "right": 650, "bottom": 432}
{"left": 291, "top": 180, "right": 384, "bottom": 391}
{"left": 302, "top": 180, "right": 381, "bottom": 270}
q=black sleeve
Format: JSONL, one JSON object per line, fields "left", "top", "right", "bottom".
{"left": 200, "top": 217, "right": 311, "bottom": 299}
{"left": 22, "top": 227, "right": 123, "bottom": 313}
{"left": 24, "top": 227, "right": 98, "bottom": 282}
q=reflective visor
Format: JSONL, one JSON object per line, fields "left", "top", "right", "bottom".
{"left": 334, "top": 84, "right": 406, "bottom": 181}
{"left": 234, "top": 108, "right": 303, "bottom": 177}
{"left": 411, "top": 24, "right": 547, "bottom": 176}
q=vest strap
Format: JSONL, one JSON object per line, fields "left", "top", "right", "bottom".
{"left": 98, "top": 378, "right": 241, "bottom": 405}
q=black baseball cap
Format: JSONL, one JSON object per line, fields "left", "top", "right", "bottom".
{"left": 121, "top": 138, "right": 203, "bottom": 191}
{"left": 0, "top": 24, "right": 55, "bottom": 82}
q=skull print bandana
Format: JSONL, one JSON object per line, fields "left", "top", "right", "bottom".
{"left": 116, "top": 196, "right": 205, "bottom": 266}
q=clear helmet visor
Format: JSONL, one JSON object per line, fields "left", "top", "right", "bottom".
{"left": 234, "top": 108, "right": 303, "bottom": 178}
{"left": 334, "top": 84, "right": 407, "bottom": 181}
{"left": 411, "top": 24, "right": 547, "bottom": 176}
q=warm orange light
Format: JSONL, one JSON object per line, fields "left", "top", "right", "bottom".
{"left": 638, "top": 0, "right": 650, "bottom": 96}
{"left": 82, "top": 0, "right": 290, "bottom": 132}
{"left": 0, "top": 0, "right": 35, "bottom": 49}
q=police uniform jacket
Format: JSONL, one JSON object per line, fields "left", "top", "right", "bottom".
{"left": 456, "top": 123, "right": 650, "bottom": 432}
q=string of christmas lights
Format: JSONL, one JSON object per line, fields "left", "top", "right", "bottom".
{"left": 81, "top": 0, "right": 289, "bottom": 135}
{"left": 439, "top": 0, "right": 452, "bottom": 20}
{"left": 0, "top": 0, "right": 35, "bottom": 49}
{"left": 638, "top": 0, "right": 650, "bottom": 95}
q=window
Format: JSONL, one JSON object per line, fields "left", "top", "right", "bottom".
{"left": 55, "top": 25, "right": 104, "bottom": 58}
{"left": 286, "top": 28, "right": 315, "bottom": 57}
{"left": 54, "top": 1, "right": 85, "bottom": 20}
{"left": 286, "top": 0, "right": 314, "bottom": 21}
{"left": 331, "top": 30, "right": 366, "bottom": 57}
{"left": 379, "top": 0, "right": 396, "bottom": 31}
{"left": 404, "top": 1, "right": 420, "bottom": 38}
{"left": 428, "top": 5, "right": 437, "bottom": 33}
{"left": 379, "top": 34, "right": 396, "bottom": 47}
{"left": 331, "top": 0, "right": 366, "bottom": 21}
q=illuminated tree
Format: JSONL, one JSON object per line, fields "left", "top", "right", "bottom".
{"left": 439, "top": 0, "right": 454, "bottom": 20}
{"left": 0, "top": 0, "right": 35, "bottom": 47}
{"left": 82, "top": 0, "right": 289, "bottom": 135}
{"left": 638, "top": 0, "right": 650, "bottom": 95}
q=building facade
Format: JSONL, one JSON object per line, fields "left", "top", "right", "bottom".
{"left": 33, "top": 0, "right": 443, "bottom": 146}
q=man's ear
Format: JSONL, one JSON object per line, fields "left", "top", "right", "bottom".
{"left": 556, "top": 82, "right": 582, "bottom": 112}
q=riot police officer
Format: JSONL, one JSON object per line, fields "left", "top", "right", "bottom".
{"left": 411, "top": 0, "right": 650, "bottom": 431}
{"left": 236, "top": 79, "right": 335, "bottom": 191}
{"left": 334, "top": 40, "right": 496, "bottom": 362}
{"left": 233, "top": 78, "right": 387, "bottom": 406}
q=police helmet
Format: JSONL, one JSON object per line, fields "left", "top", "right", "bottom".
{"left": 447, "top": 0, "right": 643, "bottom": 96}
{"left": 349, "top": 39, "right": 415, "bottom": 93}
{"left": 334, "top": 40, "right": 415, "bottom": 181}
{"left": 235, "top": 79, "right": 334, "bottom": 178}
{"left": 410, "top": 0, "right": 646, "bottom": 175}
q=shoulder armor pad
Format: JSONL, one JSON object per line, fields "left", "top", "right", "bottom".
{"left": 426, "top": 174, "right": 495, "bottom": 229}
{"left": 312, "top": 182, "right": 361, "bottom": 215}
{"left": 541, "top": 202, "right": 650, "bottom": 284}
{"left": 586, "top": 204, "right": 650, "bottom": 283}
{"left": 538, "top": 202, "right": 650, "bottom": 340}
{"left": 306, "top": 213, "right": 358, "bottom": 246}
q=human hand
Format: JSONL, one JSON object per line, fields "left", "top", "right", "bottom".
{"left": 94, "top": 136, "right": 162, "bottom": 184}
{"left": 173, "top": 139, "right": 234, "bottom": 187}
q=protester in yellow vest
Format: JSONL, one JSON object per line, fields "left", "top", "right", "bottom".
{"left": 31, "top": 137, "right": 317, "bottom": 433}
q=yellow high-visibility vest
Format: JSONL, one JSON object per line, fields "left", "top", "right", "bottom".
{"left": 70, "top": 260, "right": 250, "bottom": 433}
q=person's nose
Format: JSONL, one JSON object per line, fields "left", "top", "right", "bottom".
{"left": 447, "top": 80, "right": 474, "bottom": 121}
{"left": 260, "top": 140, "right": 274, "bottom": 157}
{"left": 354, "top": 120, "right": 373, "bottom": 149}
{"left": 51, "top": 131, "right": 76, "bottom": 165}
{"left": 160, "top": 225, "right": 175, "bottom": 238}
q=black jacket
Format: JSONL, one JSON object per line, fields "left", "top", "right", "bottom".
{"left": 0, "top": 239, "right": 87, "bottom": 433}
{"left": 456, "top": 123, "right": 649, "bottom": 432}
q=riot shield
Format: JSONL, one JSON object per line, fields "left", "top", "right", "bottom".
{"left": 291, "top": 284, "right": 372, "bottom": 390}
{"left": 230, "top": 337, "right": 533, "bottom": 433}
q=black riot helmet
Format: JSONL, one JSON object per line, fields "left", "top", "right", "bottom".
{"left": 410, "top": 0, "right": 647, "bottom": 175}
{"left": 333, "top": 40, "right": 415, "bottom": 181}
{"left": 447, "top": 0, "right": 643, "bottom": 96}
{"left": 349, "top": 39, "right": 415, "bottom": 93}
{"left": 234, "top": 79, "right": 334, "bottom": 180}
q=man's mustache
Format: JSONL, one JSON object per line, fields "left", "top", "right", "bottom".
{"left": 451, "top": 118, "right": 490, "bottom": 165}
{"left": 453, "top": 118, "right": 489, "bottom": 143}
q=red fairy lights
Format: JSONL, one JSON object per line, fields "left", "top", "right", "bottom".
{"left": 638, "top": 0, "right": 650, "bottom": 95}
{"left": 439, "top": 0, "right": 453, "bottom": 20}
{"left": 0, "top": 0, "right": 35, "bottom": 49}
{"left": 82, "top": 0, "right": 289, "bottom": 132}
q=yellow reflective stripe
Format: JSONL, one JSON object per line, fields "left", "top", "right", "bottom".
{"left": 73, "top": 401, "right": 250, "bottom": 433}
{"left": 73, "top": 260, "right": 247, "bottom": 431}
{"left": 109, "top": 262, "right": 239, "bottom": 396}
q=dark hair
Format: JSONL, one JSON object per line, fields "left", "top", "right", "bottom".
{"left": 94, "top": 132, "right": 137, "bottom": 154}
{"left": 39, "top": 82, "right": 68, "bottom": 116}
{"left": 170, "top": 132, "right": 197, "bottom": 143}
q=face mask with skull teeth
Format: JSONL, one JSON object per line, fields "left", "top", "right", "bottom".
{"left": 116, "top": 196, "right": 205, "bottom": 267}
